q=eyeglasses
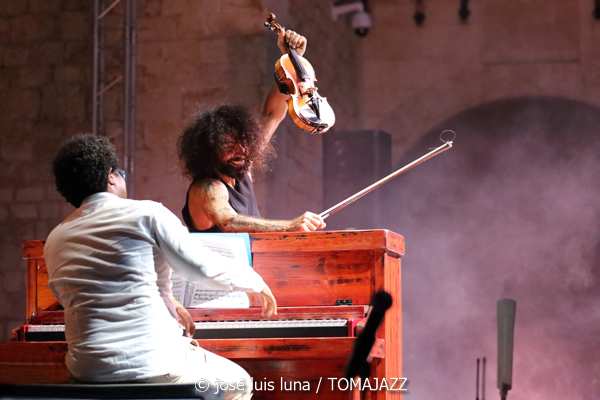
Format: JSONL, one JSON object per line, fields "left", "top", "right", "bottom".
{"left": 116, "top": 168, "right": 126, "bottom": 180}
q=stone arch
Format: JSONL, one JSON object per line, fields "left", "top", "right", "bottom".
{"left": 376, "top": 64, "right": 597, "bottom": 166}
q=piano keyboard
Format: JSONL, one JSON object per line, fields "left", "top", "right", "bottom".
{"left": 192, "top": 319, "right": 348, "bottom": 339}
{"left": 22, "top": 324, "right": 66, "bottom": 342}
{"left": 22, "top": 319, "right": 349, "bottom": 341}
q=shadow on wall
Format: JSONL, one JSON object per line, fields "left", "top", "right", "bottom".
{"left": 386, "top": 97, "right": 600, "bottom": 400}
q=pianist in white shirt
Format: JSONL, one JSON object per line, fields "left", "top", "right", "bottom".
{"left": 44, "top": 134, "right": 277, "bottom": 400}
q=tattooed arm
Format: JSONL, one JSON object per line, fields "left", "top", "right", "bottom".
{"left": 188, "top": 179, "right": 325, "bottom": 233}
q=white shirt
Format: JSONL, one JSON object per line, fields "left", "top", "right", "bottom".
{"left": 44, "top": 192, "right": 265, "bottom": 382}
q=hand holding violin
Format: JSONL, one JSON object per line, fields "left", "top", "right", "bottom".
{"left": 277, "top": 29, "right": 307, "bottom": 57}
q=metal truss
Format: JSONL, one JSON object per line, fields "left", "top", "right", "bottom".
{"left": 92, "top": 0, "right": 137, "bottom": 198}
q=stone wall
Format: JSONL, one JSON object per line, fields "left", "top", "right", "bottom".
{"left": 360, "top": 0, "right": 600, "bottom": 163}
{"left": 0, "top": 0, "right": 92, "bottom": 342}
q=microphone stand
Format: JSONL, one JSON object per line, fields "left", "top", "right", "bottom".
{"left": 497, "top": 299, "right": 516, "bottom": 400}
{"left": 345, "top": 291, "right": 393, "bottom": 400}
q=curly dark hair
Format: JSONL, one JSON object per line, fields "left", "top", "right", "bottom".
{"left": 53, "top": 134, "right": 119, "bottom": 207}
{"left": 178, "top": 105, "right": 275, "bottom": 182}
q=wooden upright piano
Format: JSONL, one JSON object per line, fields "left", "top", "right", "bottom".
{"left": 0, "top": 230, "right": 403, "bottom": 400}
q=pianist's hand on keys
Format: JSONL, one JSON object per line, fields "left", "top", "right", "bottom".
{"left": 255, "top": 284, "right": 277, "bottom": 318}
{"left": 173, "top": 298, "right": 196, "bottom": 337}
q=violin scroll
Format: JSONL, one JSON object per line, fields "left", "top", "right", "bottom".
{"left": 264, "top": 13, "right": 282, "bottom": 34}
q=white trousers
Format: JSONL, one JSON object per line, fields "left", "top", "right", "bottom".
{"left": 135, "top": 340, "right": 252, "bottom": 400}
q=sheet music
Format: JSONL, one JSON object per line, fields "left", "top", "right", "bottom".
{"left": 171, "top": 235, "right": 250, "bottom": 308}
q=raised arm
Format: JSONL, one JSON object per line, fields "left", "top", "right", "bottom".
{"left": 261, "top": 83, "right": 288, "bottom": 142}
{"left": 189, "top": 179, "right": 325, "bottom": 232}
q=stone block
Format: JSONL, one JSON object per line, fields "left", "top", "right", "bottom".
{"left": 180, "top": 88, "right": 228, "bottom": 119}
{"left": 29, "top": 0, "right": 62, "bottom": 13}
{"left": 481, "top": 0, "right": 579, "bottom": 64}
{"left": 0, "top": 293, "right": 9, "bottom": 318}
{"left": 142, "top": 61, "right": 228, "bottom": 95}
{"left": 35, "top": 221, "right": 52, "bottom": 239}
{"left": 0, "top": 188, "right": 14, "bottom": 202}
{"left": 0, "top": 19, "right": 9, "bottom": 44}
{"left": 162, "top": 0, "right": 200, "bottom": 15}
{"left": 137, "top": 89, "right": 184, "bottom": 124}
{"left": 138, "top": 15, "right": 179, "bottom": 42}
{"left": 176, "top": 7, "right": 264, "bottom": 39}
{"left": 18, "top": 66, "right": 53, "bottom": 88}
{"left": 12, "top": 121, "right": 35, "bottom": 137}
{"left": 61, "top": 0, "right": 88, "bottom": 11}
{"left": 0, "top": 1, "right": 27, "bottom": 17}
{"left": 366, "top": 22, "right": 477, "bottom": 62}
{"left": 2, "top": 268, "right": 24, "bottom": 293}
{"left": 0, "top": 90, "right": 41, "bottom": 121}
{"left": 41, "top": 83, "right": 87, "bottom": 123}
{"left": 39, "top": 202, "right": 62, "bottom": 219}
{"left": 54, "top": 65, "right": 82, "bottom": 83}
{"left": 29, "top": 123, "right": 70, "bottom": 159}
{"left": 371, "top": 1, "right": 412, "bottom": 28}
{"left": 222, "top": 0, "right": 262, "bottom": 10}
{"left": 31, "top": 42, "right": 64, "bottom": 65}
{"left": 141, "top": 38, "right": 229, "bottom": 68}
{"left": 2, "top": 47, "right": 29, "bottom": 66}
{"left": 20, "top": 163, "right": 52, "bottom": 186}
{"left": 16, "top": 187, "right": 45, "bottom": 202}
{"left": 0, "top": 205, "right": 7, "bottom": 220}
{"left": 10, "top": 204, "right": 38, "bottom": 219}
{"left": 10, "top": 14, "right": 58, "bottom": 43}
{"left": 139, "top": 121, "right": 182, "bottom": 153}
{"left": 61, "top": 203, "right": 75, "bottom": 217}
{"left": 0, "top": 68, "right": 12, "bottom": 92}
{"left": 45, "top": 184, "right": 62, "bottom": 201}
{"left": 481, "top": 63, "right": 582, "bottom": 101}
{"left": 141, "top": 0, "right": 162, "bottom": 16}
{"left": 64, "top": 41, "right": 89, "bottom": 63}
{"left": 14, "top": 220, "right": 36, "bottom": 240}
{"left": 59, "top": 11, "right": 91, "bottom": 41}
{"left": 0, "top": 163, "right": 18, "bottom": 187}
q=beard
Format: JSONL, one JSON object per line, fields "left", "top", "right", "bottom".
{"left": 217, "top": 157, "right": 250, "bottom": 181}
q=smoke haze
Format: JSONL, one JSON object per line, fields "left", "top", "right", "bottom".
{"left": 384, "top": 97, "right": 600, "bottom": 400}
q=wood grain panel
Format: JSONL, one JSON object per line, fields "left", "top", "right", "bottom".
{"left": 250, "top": 231, "right": 404, "bottom": 257}
{"left": 0, "top": 363, "right": 69, "bottom": 384}
{"left": 253, "top": 250, "right": 377, "bottom": 307}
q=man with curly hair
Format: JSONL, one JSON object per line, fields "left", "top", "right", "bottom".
{"left": 46, "top": 134, "right": 276, "bottom": 399}
{"left": 178, "top": 29, "right": 326, "bottom": 233}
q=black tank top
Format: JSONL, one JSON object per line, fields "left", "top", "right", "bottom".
{"left": 182, "top": 175, "right": 261, "bottom": 233}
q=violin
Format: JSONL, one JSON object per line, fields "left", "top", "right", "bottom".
{"left": 264, "top": 13, "right": 335, "bottom": 134}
